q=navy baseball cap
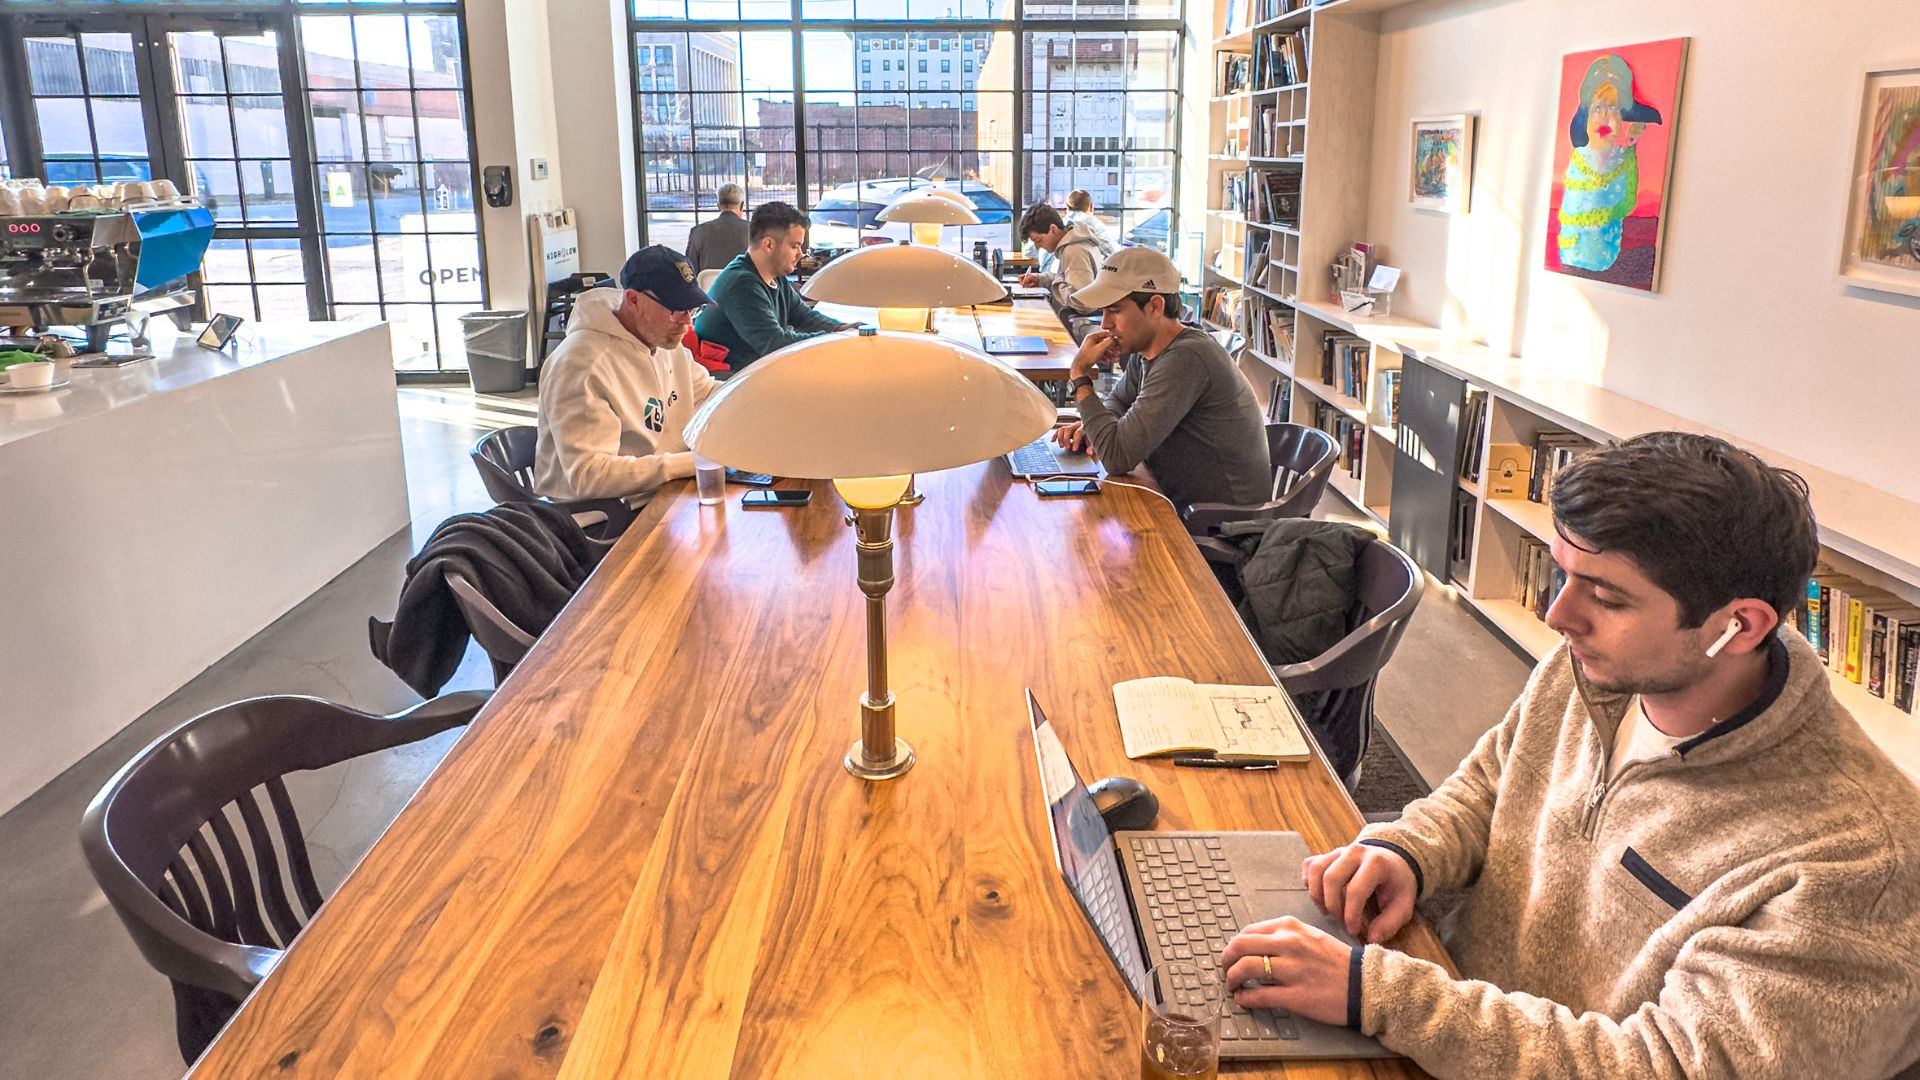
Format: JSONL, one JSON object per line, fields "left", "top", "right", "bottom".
{"left": 618, "top": 245, "right": 712, "bottom": 311}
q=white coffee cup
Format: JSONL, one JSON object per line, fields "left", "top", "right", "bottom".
{"left": 5, "top": 361, "right": 55, "bottom": 389}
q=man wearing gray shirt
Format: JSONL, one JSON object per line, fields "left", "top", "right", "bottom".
{"left": 1053, "top": 247, "right": 1271, "bottom": 510}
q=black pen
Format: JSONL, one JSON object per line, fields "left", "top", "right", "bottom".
{"left": 1172, "top": 755, "right": 1279, "bottom": 770}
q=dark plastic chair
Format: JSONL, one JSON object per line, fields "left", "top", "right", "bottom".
{"left": 1201, "top": 533, "right": 1424, "bottom": 791}
{"left": 79, "top": 691, "right": 490, "bottom": 1064}
{"left": 469, "top": 426, "right": 633, "bottom": 538}
{"left": 1184, "top": 423, "right": 1339, "bottom": 537}
{"left": 447, "top": 569, "right": 535, "bottom": 684}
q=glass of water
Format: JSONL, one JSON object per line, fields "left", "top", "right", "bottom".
{"left": 1140, "top": 961, "right": 1222, "bottom": 1080}
{"left": 694, "top": 453, "right": 726, "bottom": 506}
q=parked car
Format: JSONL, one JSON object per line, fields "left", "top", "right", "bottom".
{"left": 809, "top": 178, "right": 1013, "bottom": 248}
{"left": 1125, "top": 207, "right": 1172, "bottom": 253}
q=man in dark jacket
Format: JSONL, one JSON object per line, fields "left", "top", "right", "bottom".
{"left": 693, "top": 202, "right": 857, "bottom": 370}
{"left": 684, "top": 183, "right": 749, "bottom": 272}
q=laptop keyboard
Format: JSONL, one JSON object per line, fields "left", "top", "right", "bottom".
{"left": 1128, "top": 836, "right": 1301, "bottom": 1043}
{"left": 1007, "top": 438, "right": 1064, "bottom": 477}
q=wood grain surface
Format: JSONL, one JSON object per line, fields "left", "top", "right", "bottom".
{"left": 189, "top": 464, "right": 1450, "bottom": 1078}
{"left": 813, "top": 298, "right": 1076, "bottom": 380}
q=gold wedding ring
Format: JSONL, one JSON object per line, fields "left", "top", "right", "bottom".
{"left": 1261, "top": 956, "right": 1273, "bottom": 980}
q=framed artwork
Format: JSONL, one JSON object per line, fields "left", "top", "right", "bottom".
{"left": 1544, "top": 38, "right": 1690, "bottom": 292}
{"left": 1409, "top": 114, "right": 1476, "bottom": 213}
{"left": 1839, "top": 64, "right": 1920, "bottom": 298}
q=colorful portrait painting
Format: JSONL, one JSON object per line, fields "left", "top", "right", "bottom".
{"left": 1545, "top": 38, "right": 1690, "bottom": 292}
{"left": 1410, "top": 114, "right": 1476, "bottom": 213}
{"left": 1840, "top": 67, "right": 1920, "bottom": 298}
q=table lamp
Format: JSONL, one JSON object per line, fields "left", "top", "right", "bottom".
{"left": 803, "top": 240, "right": 1004, "bottom": 333}
{"left": 878, "top": 190, "right": 981, "bottom": 248}
{"left": 684, "top": 329, "right": 1053, "bottom": 781}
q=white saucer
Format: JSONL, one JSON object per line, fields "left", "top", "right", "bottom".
{"left": 0, "top": 378, "right": 71, "bottom": 395}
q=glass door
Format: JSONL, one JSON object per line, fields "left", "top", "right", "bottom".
{"left": 149, "top": 16, "right": 321, "bottom": 323}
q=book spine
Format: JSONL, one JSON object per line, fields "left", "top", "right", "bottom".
{"left": 1809, "top": 581, "right": 1825, "bottom": 661}
{"left": 1846, "top": 598, "right": 1865, "bottom": 683}
{"left": 1898, "top": 626, "right": 1920, "bottom": 714}
{"left": 1870, "top": 612, "right": 1890, "bottom": 698}
{"left": 1831, "top": 587, "right": 1849, "bottom": 674}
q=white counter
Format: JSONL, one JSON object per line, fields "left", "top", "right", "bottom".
{"left": 0, "top": 322, "right": 410, "bottom": 814}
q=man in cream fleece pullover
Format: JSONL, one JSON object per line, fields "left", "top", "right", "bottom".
{"left": 1219, "top": 432, "right": 1920, "bottom": 1078}
{"left": 534, "top": 245, "right": 720, "bottom": 508}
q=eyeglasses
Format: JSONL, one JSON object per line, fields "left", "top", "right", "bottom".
{"left": 642, "top": 290, "right": 701, "bottom": 318}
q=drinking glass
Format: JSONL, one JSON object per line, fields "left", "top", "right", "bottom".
{"left": 694, "top": 453, "right": 726, "bottom": 505}
{"left": 1140, "top": 961, "right": 1223, "bottom": 1080}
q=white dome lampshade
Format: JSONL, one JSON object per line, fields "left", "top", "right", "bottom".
{"left": 684, "top": 329, "right": 1054, "bottom": 481}
{"left": 878, "top": 190, "right": 981, "bottom": 246}
{"left": 802, "top": 242, "right": 1006, "bottom": 331}
{"left": 920, "top": 187, "right": 975, "bottom": 212}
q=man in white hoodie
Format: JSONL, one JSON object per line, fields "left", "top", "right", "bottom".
{"left": 533, "top": 245, "right": 720, "bottom": 511}
{"left": 1017, "top": 202, "right": 1103, "bottom": 314}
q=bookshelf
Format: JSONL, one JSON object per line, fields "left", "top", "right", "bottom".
{"left": 1275, "top": 301, "right": 1920, "bottom": 781}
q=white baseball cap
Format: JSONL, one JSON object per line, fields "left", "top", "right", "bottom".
{"left": 1071, "top": 246, "right": 1184, "bottom": 310}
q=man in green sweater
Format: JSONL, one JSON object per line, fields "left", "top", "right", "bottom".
{"left": 693, "top": 201, "right": 855, "bottom": 371}
{"left": 1219, "top": 432, "right": 1920, "bottom": 1077}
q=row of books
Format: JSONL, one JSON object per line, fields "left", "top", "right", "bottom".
{"left": 1794, "top": 572, "right": 1920, "bottom": 712}
{"left": 1514, "top": 537, "right": 1569, "bottom": 620}
{"left": 1310, "top": 403, "right": 1363, "bottom": 479}
{"left": 1527, "top": 432, "right": 1597, "bottom": 504}
{"left": 1449, "top": 487, "right": 1477, "bottom": 584}
{"left": 1245, "top": 303, "right": 1293, "bottom": 363}
{"left": 1221, "top": 0, "right": 1309, "bottom": 36}
{"left": 1261, "top": 377, "right": 1293, "bottom": 425}
{"left": 1251, "top": 104, "right": 1302, "bottom": 160}
{"left": 1201, "top": 284, "right": 1243, "bottom": 332}
{"left": 1373, "top": 369, "right": 1402, "bottom": 431}
{"left": 1318, "top": 332, "right": 1370, "bottom": 402}
{"left": 1459, "top": 389, "right": 1489, "bottom": 483}
{"left": 1251, "top": 29, "right": 1309, "bottom": 90}
{"left": 1221, "top": 171, "right": 1248, "bottom": 212}
{"left": 1245, "top": 168, "right": 1301, "bottom": 226}
{"left": 1216, "top": 52, "right": 1253, "bottom": 97}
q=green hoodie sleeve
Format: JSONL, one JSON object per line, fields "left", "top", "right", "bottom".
{"left": 709, "top": 269, "right": 832, "bottom": 358}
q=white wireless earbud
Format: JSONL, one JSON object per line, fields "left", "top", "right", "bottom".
{"left": 1705, "top": 617, "right": 1742, "bottom": 658}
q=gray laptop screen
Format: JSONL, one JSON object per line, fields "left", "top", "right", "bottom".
{"left": 1027, "top": 691, "right": 1150, "bottom": 999}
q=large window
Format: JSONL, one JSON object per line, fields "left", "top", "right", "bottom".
{"left": 0, "top": 1, "right": 482, "bottom": 376}
{"left": 630, "top": 0, "right": 1180, "bottom": 259}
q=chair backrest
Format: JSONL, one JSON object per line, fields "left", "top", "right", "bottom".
{"left": 1267, "top": 423, "right": 1339, "bottom": 505}
{"left": 79, "top": 692, "right": 488, "bottom": 1060}
{"left": 1272, "top": 537, "right": 1424, "bottom": 789}
{"left": 470, "top": 426, "right": 540, "bottom": 505}
{"left": 698, "top": 268, "right": 723, "bottom": 292}
{"left": 447, "top": 570, "right": 536, "bottom": 684}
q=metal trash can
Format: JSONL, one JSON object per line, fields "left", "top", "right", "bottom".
{"left": 460, "top": 310, "right": 529, "bottom": 394}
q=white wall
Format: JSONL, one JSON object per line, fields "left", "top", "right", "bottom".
{"left": 465, "top": 0, "right": 568, "bottom": 316}
{"left": 547, "top": 0, "right": 642, "bottom": 277}
{"left": 1365, "top": 0, "right": 1920, "bottom": 501}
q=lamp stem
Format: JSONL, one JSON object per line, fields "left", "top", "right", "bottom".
{"left": 844, "top": 505, "right": 914, "bottom": 781}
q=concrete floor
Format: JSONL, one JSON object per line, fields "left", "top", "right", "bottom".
{"left": 0, "top": 385, "right": 534, "bottom": 1080}
{"left": 0, "top": 389, "right": 1533, "bottom": 1079}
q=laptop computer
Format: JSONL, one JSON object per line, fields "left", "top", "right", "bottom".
{"left": 1026, "top": 690, "right": 1395, "bottom": 1060}
{"left": 1004, "top": 437, "right": 1101, "bottom": 479}
{"left": 982, "top": 334, "right": 1051, "bottom": 355}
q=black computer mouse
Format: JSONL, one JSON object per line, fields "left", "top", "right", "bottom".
{"left": 1088, "top": 775, "right": 1159, "bottom": 832}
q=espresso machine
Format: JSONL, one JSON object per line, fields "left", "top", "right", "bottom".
{"left": 0, "top": 182, "right": 215, "bottom": 355}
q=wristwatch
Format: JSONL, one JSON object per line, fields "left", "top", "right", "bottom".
{"left": 1069, "top": 375, "right": 1096, "bottom": 394}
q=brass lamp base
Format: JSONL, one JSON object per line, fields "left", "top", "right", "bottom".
{"left": 844, "top": 737, "right": 915, "bottom": 780}
{"left": 897, "top": 476, "right": 925, "bottom": 506}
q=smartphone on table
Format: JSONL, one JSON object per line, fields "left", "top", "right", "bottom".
{"left": 1034, "top": 479, "right": 1100, "bottom": 497}
{"left": 726, "top": 468, "right": 775, "bottom": 486}
{"left": 742, "top": 488, "right": 813, "bottom": 508}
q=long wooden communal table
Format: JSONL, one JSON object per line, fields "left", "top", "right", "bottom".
{"left": 814, "top": 296, "right": 1076, "bottom": 382}
{"left": 189, "top": 465, "right": 1451, "bottom": 1078}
